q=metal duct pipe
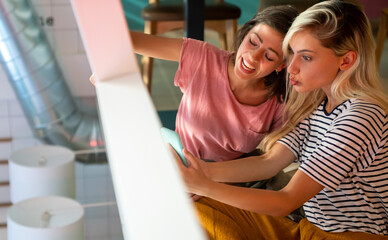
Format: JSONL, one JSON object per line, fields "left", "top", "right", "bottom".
{"left": 0, "top": 0, "right": 105, "bottom": 162}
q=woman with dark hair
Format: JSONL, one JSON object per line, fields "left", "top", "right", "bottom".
{"left": 126, "top": 5, "right": 298, "bottom": 163}
{"left": 92, "top": 6, "right": 299, "bottom": 168}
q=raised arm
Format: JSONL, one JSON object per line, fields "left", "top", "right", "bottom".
{"left": 175, "top": 143, "right": 323, "bottom": 216}
{"left": 130, "top": 31, "right": 183, "bottom": 62}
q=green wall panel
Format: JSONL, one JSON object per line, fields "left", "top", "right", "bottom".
{"left": 121, "top": 0, "right": 260, "bottom": 31}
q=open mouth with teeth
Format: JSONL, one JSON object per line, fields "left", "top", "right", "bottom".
{"left": 241, "top": 58, "right": 255, "bottom": 72}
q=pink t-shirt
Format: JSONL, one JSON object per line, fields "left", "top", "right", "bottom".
{"left": 174, "top": 38, "right": 284, "bottom": 161}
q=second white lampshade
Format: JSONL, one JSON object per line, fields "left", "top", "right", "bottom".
{"left": 7, "top": 195, "right": 84, "bottom": 240}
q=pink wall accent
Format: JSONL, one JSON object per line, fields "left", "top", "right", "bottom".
{"left": 358, "top": 0, "right": 388, "bottom": 19}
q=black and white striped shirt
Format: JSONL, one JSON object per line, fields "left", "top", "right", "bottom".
{"left": 279, "top": 98, "right": 388, "bottom": 235}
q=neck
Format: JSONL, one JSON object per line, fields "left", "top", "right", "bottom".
{"left": 325, "top": 97, "right": 341, "bottom": 113}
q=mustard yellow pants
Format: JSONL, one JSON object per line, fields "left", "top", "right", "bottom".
{"left": 194, "top": 197, "right": 387, "bottom": 240}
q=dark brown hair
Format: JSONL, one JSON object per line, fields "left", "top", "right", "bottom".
{"left": 231, "top": 5, "right": 299, "bottom": 102}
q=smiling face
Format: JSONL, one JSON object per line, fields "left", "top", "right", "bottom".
{"left": 287, "top": 29, "right": 343, "bottom": 95}
{"left": 233, "top": 23, "right": 285, "bottom": 82}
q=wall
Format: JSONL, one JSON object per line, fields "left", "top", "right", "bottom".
{"left": 0, "top": 1, "right": 122, "bottom": 239}
{"left": 0, "top": 0, "right": 96, "bottom": 157}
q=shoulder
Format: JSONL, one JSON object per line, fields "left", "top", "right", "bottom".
{"left": 182, "top": 38, "right": 230, "bottom": 59}
{"left": 335, "top": 99, "right": 388, "bottom": 129}
{"left": 176, "top": 38, "right": 231, "bottom": 91}
{"left": 324, "top": 99, "right": 388, "bottom": 156}
{"left": 342, "top": 99, "right": 387, "bottom": 116}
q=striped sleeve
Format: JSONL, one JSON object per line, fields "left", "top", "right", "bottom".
{"left": 278, "top": 126, "right": 302, "bottom": 159}
{"left": 301, "top": 102, "right": 386, "bottom": 191}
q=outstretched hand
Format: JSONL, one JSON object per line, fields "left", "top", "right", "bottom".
{"left": 89, "top": 73, "right": 96, "bottom": 86}
{"left": 169, "top": 146, "right": 212, "bottom": 197}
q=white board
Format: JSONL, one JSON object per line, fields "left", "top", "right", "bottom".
{"left": 69, "top": 1, "right": 206, "bottom": 239}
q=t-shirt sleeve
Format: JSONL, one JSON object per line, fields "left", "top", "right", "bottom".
{"left": 280, "top": 107, "right": 384, "bottom": 191}
{"left": 278, "top": 126, "right": 301, "bottom": 159}
{"left": 174, "top": 38, "right": 205, "bottom": 93}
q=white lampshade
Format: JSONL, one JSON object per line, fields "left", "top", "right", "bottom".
{"left": 9, "top": 145, "right": 75, "bottom": 203}
{"left": 7, "top": 196, "right": 84, "bottom": 240}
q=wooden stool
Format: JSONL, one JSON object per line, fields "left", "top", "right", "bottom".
{"left": 141, "top": 0, "right": 241, "bottom": 92}
{"left": 376, "top": 8, "right": 388, "bottom": 67}
{"left": 258, "top": 0, "right": 319, "bottom": 12}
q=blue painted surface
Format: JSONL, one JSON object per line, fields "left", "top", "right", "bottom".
{"left": 158, "top": 110, "right": 178, "bottom": 130}
{"left": 121, "top": 0, "right": 260, "bottom": 30}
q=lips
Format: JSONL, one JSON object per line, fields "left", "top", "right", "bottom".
{"left": 289, "top": 74, "right": 298, "bottom": 85}
{"left": 241, "top": 58, "right": 255, "bottom": 73}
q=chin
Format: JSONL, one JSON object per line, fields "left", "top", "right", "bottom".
{"left": 293, "top": 86, "right": 308, "bottom": 93}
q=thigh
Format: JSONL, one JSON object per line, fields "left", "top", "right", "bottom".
{"left": 299, "top": 218, "right": 388, "bottom": 240}
{"left": 194, "top": 198, "right": 387, "bottom": 240}
{"left": 194, "top": 197, "right": 300, "bottom": 240}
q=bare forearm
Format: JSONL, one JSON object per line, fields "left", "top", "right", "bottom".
{"left": 199, "top": 170, "right": 323, "bottom": 217}
{"left": 202, "top": 181, "right": 296, "bottom": 216}
{"left": 207, "top": 145, "right": 295, "bottom": 183}
{"left": 207, "top": 156, "right": 279, "bottom": 183}
{"left": 130, "top": 31, "right": 182, "bottom": 61}
{"left": 182, "top": 150, "right": 323, "bottom": 217}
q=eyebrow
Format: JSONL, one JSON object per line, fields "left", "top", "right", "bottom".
{"left": 297, "top": 49, "right": 315, "bottom": 54}
{"left": 253, "top": 33, "right": 280, "bottom": 57}
{"left": 289, "top": 45, "right": 315, "bottom": 54}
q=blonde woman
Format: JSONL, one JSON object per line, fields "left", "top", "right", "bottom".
{"left": 173, "top": 1, "right": 388, "bottom": 239}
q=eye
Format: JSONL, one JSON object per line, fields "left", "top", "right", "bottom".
{"left": 287, "top": 52, "right": 294, "bottom": 63}
{"left": 287, "top": 46, "right": 294, "bottom": 55}
{"left": 265, "top": 54, "right": 274, "bottom": 62}
{"left": 249, "top": 38, "right": 257, "bottom": 46}
{"left": 302, "top": 55, "right": 312, "bottom": 61}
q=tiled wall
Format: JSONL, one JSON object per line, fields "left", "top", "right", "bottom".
{"left": 0, "top": 0, "right": 122, "bottom": 239}
{"left": 75, "top": 162, "right": 123, "bottom": 240}
{"left": 0, "top": 0, "right": 97, "bottom": 167}
{"left": 0, "top": 98, "right": 42, "bottom": 158}
{"left": 0, "top": 0, "right": 96, "bottom": 144}
{"left": 29, "top": 0, "right": 95, "bottom": 97}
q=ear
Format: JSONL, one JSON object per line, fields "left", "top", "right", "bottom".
{"left": 339, "top": 51, "right": 357, "bottom": 71}
{"left": 275, "top": 62, "right": 287, "bottom": 73}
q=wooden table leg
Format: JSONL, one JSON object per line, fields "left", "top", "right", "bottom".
{"left": 376, "top": 8, "right": 388, "bottom": 67}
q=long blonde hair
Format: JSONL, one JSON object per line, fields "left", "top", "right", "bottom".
{"left": 260, "top": 0, "right": 388, "bottom": 152}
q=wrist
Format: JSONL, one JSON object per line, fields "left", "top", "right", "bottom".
{"left": 205, "top": 162, "right": 217, "bottom": 181}
{"left": 200, "top": 179, "right": 218, "bottom": 198}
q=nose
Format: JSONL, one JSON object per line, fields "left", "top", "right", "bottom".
{"left": 249, "top": 47, "right": 264, "bottom": 62}
{"left": 287, "top": 55, "right": 299, "bottom": 75}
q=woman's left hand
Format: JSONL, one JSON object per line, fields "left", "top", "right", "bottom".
{"left": 169, "top": 146, "right": 212, "bottom": 197}
{"left": 89, "top": 73, "right": 96, "bottom": 86}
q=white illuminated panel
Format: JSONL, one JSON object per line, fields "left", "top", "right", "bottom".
{"left": 69, "top": 0, "right": 206, "bottom": 239}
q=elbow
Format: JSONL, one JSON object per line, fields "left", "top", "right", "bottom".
{"left": 268, "top": 202, "right": 299, "bottom": 217}
{"left": 271, "top": 207, "right": 293, "bottom": 217}
{"left": 267, "top": 187, "right": 305, "bottom": 217}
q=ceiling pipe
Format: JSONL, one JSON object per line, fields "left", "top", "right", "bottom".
{"left": 0, "top": 0, "right": 106, "bottom": 162}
